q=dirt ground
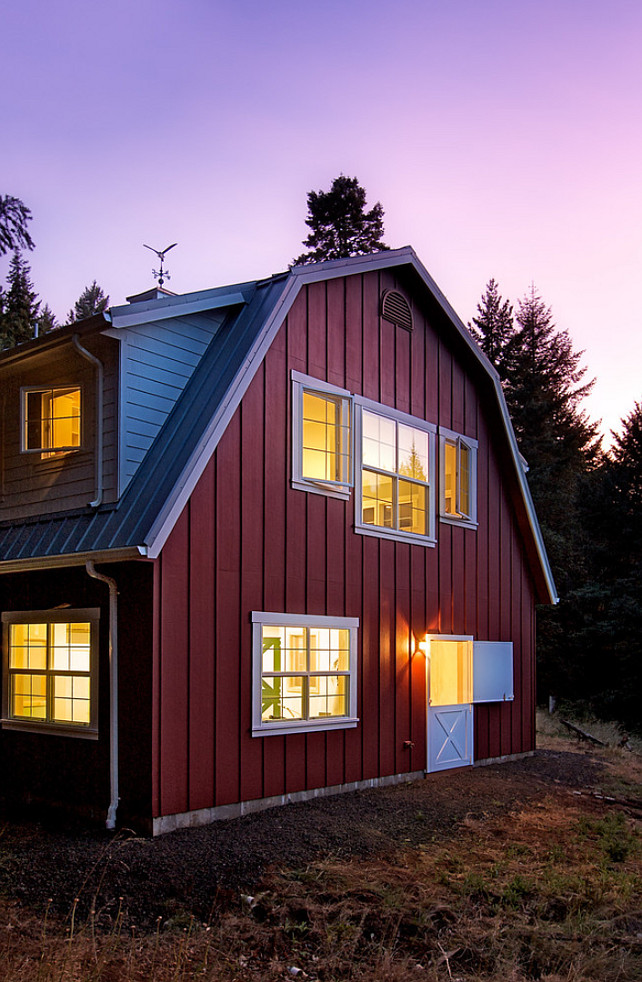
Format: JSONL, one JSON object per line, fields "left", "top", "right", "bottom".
{"left": 0, "top": 748, "right": 614, "bottom": 930}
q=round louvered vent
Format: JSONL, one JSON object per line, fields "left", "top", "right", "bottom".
{"left": 381, "top": 290, "right": 413, "bottom": 331}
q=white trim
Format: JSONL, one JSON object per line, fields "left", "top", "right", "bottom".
{"left": 439, "top": 426, "right": 478, "bottom": 528}
{"left": 354, "top": 398, "right": 436, "bottom": 547}
{"left": 251, "top": 611, "right": 359, "bottom": 736}
{"left": 110, "top": 292, "right": 247, "bottom": 329}
{"left": 0, "top": 547, "right": 147, "bottom": 576}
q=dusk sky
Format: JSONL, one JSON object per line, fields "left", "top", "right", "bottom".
{"left": 3, "top": 0, "right": 641, "bottom": 442}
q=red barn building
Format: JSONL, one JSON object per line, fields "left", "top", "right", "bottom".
{"left": 0, "top": 248, "right": 556, "bottom": 834}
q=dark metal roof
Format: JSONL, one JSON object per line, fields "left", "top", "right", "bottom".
{"left": 0, "top": 273, "right": 287, "bottom": 566}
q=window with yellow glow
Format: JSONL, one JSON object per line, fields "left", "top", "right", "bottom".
{"left": 22, "top": 386, "right": 81, "bottom": 454}
{"left": 252, "top": 612, "right": 358, "bottom": 735}
{"left": 360, "top": 409, "right": 432, "bottom": 539}
{"left": 440, "top": 430, "right": 477, "bottom": 525}
{"left": 301, "top": 391, "right": 350, "bottom": 485}
{"left": 2, "top": 611, "right": 98, "bottom": 734}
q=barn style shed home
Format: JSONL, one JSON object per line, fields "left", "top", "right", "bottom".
{"left": 0, "top": 248, "right": 557, "bottom": 834}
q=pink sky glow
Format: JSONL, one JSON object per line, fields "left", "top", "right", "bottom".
{"left": 2, "top": 0, "right": 641, "bottom": 443}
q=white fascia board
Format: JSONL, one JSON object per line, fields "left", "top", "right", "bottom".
{"left": 144, "top": 276, "right": 301, "bottom": 558}
{"left": 0, "top": 546, "right": 147, "bottom": 575}
{"left": 110, "top": 292, "right": 247, "bottom": 330}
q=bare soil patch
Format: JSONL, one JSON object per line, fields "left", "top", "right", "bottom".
{"left": 0, "top": 749, "right": 611, "bottom": 930}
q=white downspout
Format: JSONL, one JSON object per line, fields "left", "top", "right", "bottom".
{"left": 72, "top": 334, "right": 103, "bottom": 508}
{"left": 86, "top": 561, "right": 119, "bottom": 830}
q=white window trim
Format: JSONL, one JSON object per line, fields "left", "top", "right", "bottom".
{"left": 354, "top": 396, "right": 437, "bottom": 547}
{"left": 20, "top": 384, "right": 83, "bottom": 456}
{"left": 1, "top": 608, "right": 99, "bottom": 740}
{"left": 291, "top": 371, "right": 353, "bottom": 500}
{"left": 439, "top": 426, "right": 478, "bottom": 528}
{"left": 251, "top": 611, "right": 359, "bottom": 737}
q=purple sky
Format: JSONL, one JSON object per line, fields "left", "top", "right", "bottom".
{"left": 3, "top": 0, "right": 641, "bottom": 442}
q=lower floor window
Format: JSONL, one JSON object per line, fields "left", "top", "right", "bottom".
{"left": 2, "top": 609, "right": 99, "bottom": 735}
{"left": 251, "top": 612, "right": 359, "bottom": 736}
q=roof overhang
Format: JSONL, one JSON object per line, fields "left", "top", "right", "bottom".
{"left": 0, "top": 546, "right": 148, "bottom": 576}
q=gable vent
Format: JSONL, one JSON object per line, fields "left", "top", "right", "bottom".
{"left": 381, "top": 290, "right": 413, "bottom": 331}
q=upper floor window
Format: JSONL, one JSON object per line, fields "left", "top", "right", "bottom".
{"left": 251, "top": 611, "right": 359, "bottom": 736}
{"left": 356, "top": 401, "right": 436, "bottom": 546}
{"left": 291, "top": 372, "right": 352, "bottom": 498}
{"left": 2, "top": 609, "right": 99, "bottom": 737}
{"left": 440, "top": 428, "right": 478, "bottom": 527}
{"left": 22, "top": 386, "right": 81, "bottom": 455}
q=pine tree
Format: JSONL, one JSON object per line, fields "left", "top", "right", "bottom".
{"left": 0, "top": 195, "right": 34, "bottom": 256}
{"left": 36, "top": 303, "right": 57, "bottom": 335}
{"left": 469, "top": 278, "right": 514, "bottom": 380}
{"left": 294, "top": 175, "right": 388, "bottom": 265}
{"left": 66, "top": 280, "right": 109, "bottom": 323}
{"left": 0, "top": 252, "right": 40, "bottom": 349}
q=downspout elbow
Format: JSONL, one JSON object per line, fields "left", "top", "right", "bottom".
{"left": 72, "top": 334, "right": 104, "bottom": 508}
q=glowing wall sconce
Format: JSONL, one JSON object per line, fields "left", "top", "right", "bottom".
{"left": 415, "top": 636, "right": 428, "bottom": 657}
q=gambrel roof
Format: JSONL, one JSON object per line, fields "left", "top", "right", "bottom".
{"left": 0, "top": 248, "right": 558, "bottom": 603}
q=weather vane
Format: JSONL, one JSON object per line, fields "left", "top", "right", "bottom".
{"left": 143, "top": 242, "right": 177, "bottom": 288}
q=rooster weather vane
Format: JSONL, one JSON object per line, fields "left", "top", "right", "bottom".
{"left": 143, "top": 242, "right": 177, "bottom": 288}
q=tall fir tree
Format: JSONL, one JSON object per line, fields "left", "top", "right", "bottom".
{"left": 469, "top": 278, "right": 514, "bottom": 381}
{"left": 0, "top": 251, "right": 40, "bottom": 350}
{"left": 67, "top": 280, "right": 109, "bottom": 323}
{"left": 36, "top": 303, "right": 57, "bottom": 335}
{"left": 294, "top": 175, "right": 388, "bottom": 265}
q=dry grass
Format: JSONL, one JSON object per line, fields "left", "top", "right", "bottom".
{"left": 1, "top": 720, "right": 641, "bottom": 982}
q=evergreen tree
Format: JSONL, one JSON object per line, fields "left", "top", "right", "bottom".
{"left": 469, "top": 278, "right": 514, "bottom": 381}
{"left": 0, "top": 252, "right": 40, "bottom": 349}
{"left": 0, "top": 195, "right": 34, "bottom": 256}
{"left": 501, "top": 285, "right": 600, "bottom": 701}
{"left": 66, "top": 280, "right": 109, "bottom": 323}
{"left": 294, "top": 175, "right": 388, "bottom": 265}
{"left": 36, "top": 303, "right": 57, "bottom": 335}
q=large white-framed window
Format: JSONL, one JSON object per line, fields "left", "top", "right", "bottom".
{"left": 251, "top": 611, "right": 359, "bottom": 737}
{"left": 21, "top": 386, "right": 82, "bottom": 456}
{"left": 439, "top": 427, "right": 478, "bottom": 527}
{"left": 355, "top": 398, "right": 436, "bottom": 547}
{"left": 2, "top": 609, "right": 99, "bottom": 738}
{"left": 291, "top": 371, "right": 353, "bottom": 499}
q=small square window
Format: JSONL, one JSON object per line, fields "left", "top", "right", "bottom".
{"left": 22, "top": 386, "right": 81, "bottom": 455}
{"left": 252, "top": 612, "right": 359, "bottom": 736}
{"left": 2, "top": 609, "right": 99, "bottom": 737}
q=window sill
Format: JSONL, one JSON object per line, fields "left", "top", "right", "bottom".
{"left": 1, "top": 719, "right": 98, "bottom": 740}
{"left": 355, "top": 524, "right": 436, "bottom": 548}
{"left": 439, "top": 515, "right": 479, "bottom": 530}
{"left": 252, "top": 717, "right": 359, "bottom": 738}
{"left": 291, "top": 478, "right": 351, "bottom": 501}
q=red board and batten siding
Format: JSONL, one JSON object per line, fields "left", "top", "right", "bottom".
{"left": 152, "top": 270, "right": 539, "bottom": 820}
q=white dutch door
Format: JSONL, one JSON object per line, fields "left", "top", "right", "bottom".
{"left": 427, "top": 637, "right": 474, "bottom": 772}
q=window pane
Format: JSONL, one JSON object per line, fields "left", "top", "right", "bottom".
{"left": 284, "top": 628, "right": 307, "bottom": 672}
{"left": 51, "top": 622, "right": 91, "bottom": 672}
{"left": 398, "top": 425, "right": 429, "bottom": 481}
{"left": 444, "top": 441, "right": 458, "bottom": 515}
{"left": 9, "top": 623, "right": 47, "bottom": 670}
{"left": 53, "top": 675, "right": 90, "bottom": 725}
{"left": 51, "top": 389, "right": 81, "bottom": 448}
{"left": 362, "top": 411, "right": 396, "bottom": 472}
{"left": 262, "top": 627, "right": 285, "bottom": 672}
{"left": 459, "top": 444, "right": 471, "bottom": 518}
{"left": 302, "top": 392, "right": 347, "bottom": 483}
{"left": 309, "top": 675, "right": 347, "bottom": 718}
{"left": 362, "top": 469, "right": 393, "bottom": 528}
{"left": 11, "top": 674, "right": 47, "bottom": 719}
{"left": 261, "top": 676, "right": 305, "bottom": 721}
{"left": 399, "top": 480, "right": 426, "bottom": 535}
